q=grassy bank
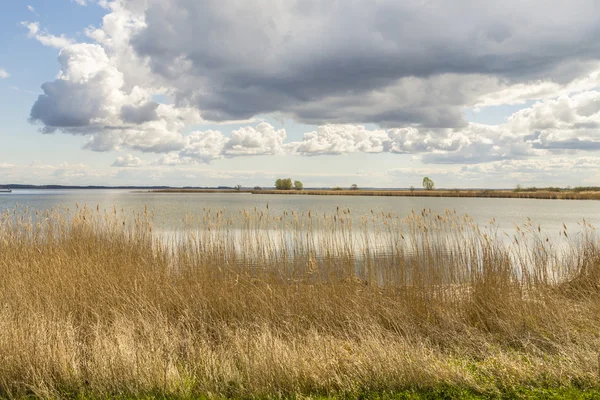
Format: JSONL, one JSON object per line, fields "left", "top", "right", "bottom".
{"left": 151, "top": 188, "right": 600, "bottom": 200}
{"left": 1, "top": 206, "right": 600, "bottom": 398}
{"left": 147, "top": 188, "right": 254, "bottom": 194}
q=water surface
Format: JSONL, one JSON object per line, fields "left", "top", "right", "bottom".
{"left": 0, "top": 189, "right": 596, "bottom": 238}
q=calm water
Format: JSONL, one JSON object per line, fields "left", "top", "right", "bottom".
{"left": 0, "top": 189, "right": 597, "bottom": 238}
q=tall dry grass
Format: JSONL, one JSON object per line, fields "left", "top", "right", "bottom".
{"left": 0, "top": 205, "right": 599, "bottom": 398}
{"left": 151, "top": 187, "right": 600, "bottom": 200}
{"left": 251, "top": 189, "right": 600, "bottom": 200}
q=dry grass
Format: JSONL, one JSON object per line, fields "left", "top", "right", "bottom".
{"left": 251, "top": 189, "right": 600, "bottom": 200}
{"left": 0, "top": 205, "right": 600, "bottom": 398}
{"left": 151, "top": 189, "right": 252, "bottom": 194}
{"left": 151, "top": 188, "right": 600, "bottom": 200}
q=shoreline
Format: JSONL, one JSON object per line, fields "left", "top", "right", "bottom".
{"left": 148, "top": 188, "right": 600, "bottom": 200}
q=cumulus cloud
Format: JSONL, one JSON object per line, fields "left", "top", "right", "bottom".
{"left": 0, "top": 69, "right": 9, "bottom": 79}
{"left": 21, "top": 22, "right": 75, "bottom": 49}
{"left": 179, "top": 130, "right": 228, "bottom": 163}
{"left": 292, "top": 125, "right": 389, "bottom": 155}
{"left": 510, "top": 91, "right": 600, "bottom": 151}
{"left": 223, "top": 123, "right": 287, "bottom": 156}
{"left": 112, "top": 154, "right": 143, "bottom": 167}
{"left": 30, "top": 43, "right": 122, "bottom": 129}
{"left": 29, "top": 41, "right": 201, "bottom": 154}
{"left": 285, "top": 122, "right": 531, "bottom": 164}
{"left": 26, "top": 0, "right": 600, "bottom": 170}
{"left": 152, "top": 153, "right": 194, "bottom": 166}
{"left": 285, "top": 90, "right": 600, "bottom": 163}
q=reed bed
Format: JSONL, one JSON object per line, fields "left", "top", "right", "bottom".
{"left": 250, "top": 189, "right": 600, "bottom": 200}
{"left": 151, "top": 187, "right": 600, "bottom": 200}
{"left": 0, "top": 205, "right": 599, "bottom": 398}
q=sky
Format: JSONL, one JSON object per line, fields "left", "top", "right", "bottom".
{"left": 2, "top": 0, "right": 600, "bottom": 188}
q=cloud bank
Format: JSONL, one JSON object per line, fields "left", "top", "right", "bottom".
{"left": 25, "top": 0, "right": 600, "bottom": 170}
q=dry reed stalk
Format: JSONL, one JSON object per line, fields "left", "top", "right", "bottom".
{"left": 0, "top": 206, "right": 599, "bottom": 398}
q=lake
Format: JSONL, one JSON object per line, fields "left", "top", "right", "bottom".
{"left": 0, "top": 189, "right": 597, "bottom": 238}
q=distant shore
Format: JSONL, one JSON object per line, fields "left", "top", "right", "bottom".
{"left": 149, "top": 188, "right": 600, "bottom": 200}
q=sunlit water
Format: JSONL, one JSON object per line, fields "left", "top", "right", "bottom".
{"left": 1, "top": 189, "right": 597, "bottom": 235}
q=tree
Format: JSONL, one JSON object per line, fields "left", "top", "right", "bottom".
{"left": 275, "top": 178, "right": 293, "bottom": 190}
{"left": 422, "top": 177, "right": 435, "bottom": 191}
{"left": 234, "top": 184, "right": 242, "bottom": 191}
{"left": 350, "top": 184, "right": 358, "bottom": 190}
{"left": 294, "top": 180, "right": 304, "bottom": 190}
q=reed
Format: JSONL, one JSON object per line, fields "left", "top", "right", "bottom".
{"left": 250, "top": 189, "right": 600, "bottom": 200}
{"left": 0, "top": 205, "right": 599, "bottom": 398}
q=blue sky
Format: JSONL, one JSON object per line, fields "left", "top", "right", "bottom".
{"left": 2, "top": 0, "right": 600, "bottom": 188}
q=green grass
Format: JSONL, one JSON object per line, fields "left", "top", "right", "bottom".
{"left": 51, "top": 386, "right": 600, "bottom": 399}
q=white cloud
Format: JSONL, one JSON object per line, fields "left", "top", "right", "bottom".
{"left": 112, "top": 154, "right": 143, "bottom": 167}
{"left": 29, "top": 42, "right": 201, "bottom": 154}
{"left": 21, "top": 21, "right": 75, "bottom": 49}
{"left": 223, "top": 123, "right": 287, "bottom": 156}
{"left": 285, "top": 122, "right": 530, "bottom": 164}
{"left": 291, "top": 125, "right": 389, "bottom": 155}
{"left": 27, "top": 5, "right": 36, "bottom": 13}
{"left": 288, "top": 90, "right": 600, "bottom": 163}
{"left": 508, "top": 91, "right": 600, "bottom": 151}
{"left": 179, "top": 130, "right": 228, "bottom": 163}
{"left": 0, "top": 69, "right": 9, "bottom": 79}
{"left": 153, "top": 153, "right": 194, "bottom": 166}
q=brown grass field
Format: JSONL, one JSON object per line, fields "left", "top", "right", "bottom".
{"left": 151, "top": 188, "right": 600, "bottom": 200}
{"left": 1, "top": 205, "right": 600, "bottom": 398}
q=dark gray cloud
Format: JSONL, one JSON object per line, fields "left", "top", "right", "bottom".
{"left": 131, "top": 0, "right": 600, "bottom": 125}
{"left": 30, "top": 80, "right": 106, "bottom": 129}
{"left": 120, "top": 101, "right": 159, "bottom": 124}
